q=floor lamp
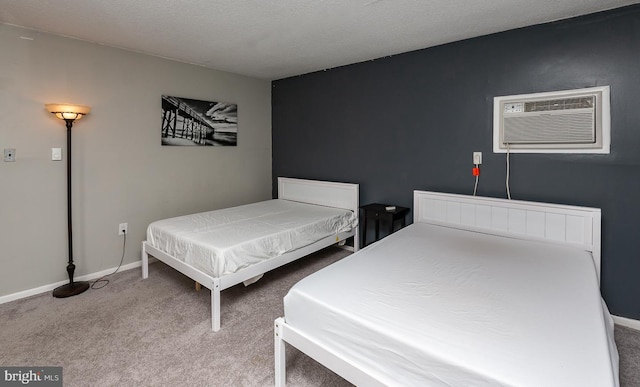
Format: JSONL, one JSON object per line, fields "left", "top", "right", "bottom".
{"left": 45, "top": 103, "right": 92, "bottom": 298}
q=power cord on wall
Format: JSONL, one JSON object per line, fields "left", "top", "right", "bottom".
{"left": 91, "top": 233, "right": 127, "bottom": 290}
{"left": 473, "top": 164, "right": 480, "bottom": 196}
{"left": 506, "top": 143, "right": 512, "bottom": 200}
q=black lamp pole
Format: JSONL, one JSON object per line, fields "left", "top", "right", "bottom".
{"left": 52, "top": 116, "right": 90, "bottom": 298}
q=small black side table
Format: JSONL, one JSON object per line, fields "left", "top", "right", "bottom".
{"left": 360, "top": 203, "right": 410, "bottom": 247}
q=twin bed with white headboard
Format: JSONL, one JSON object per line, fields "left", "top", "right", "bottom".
{"left": 142, "top": 177, "right": 359, "bottom": 331}
{"left": 275, "top": 190, "right": 618, "bottom": 386}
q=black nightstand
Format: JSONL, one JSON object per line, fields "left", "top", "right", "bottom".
{"left": 360, "top": 203, "right": 410, "bottom": 247}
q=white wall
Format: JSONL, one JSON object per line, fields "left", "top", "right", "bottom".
{"left": 0, "top": 24, "right": 272, "bottom": 298}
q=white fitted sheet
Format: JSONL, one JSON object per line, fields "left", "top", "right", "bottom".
{"left": 284, "top": 223, "right": 619, "bottom": 387}
{"left": 146, "top": 199, "right": 356, "bottom": 278}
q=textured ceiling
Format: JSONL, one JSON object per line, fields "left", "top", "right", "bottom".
{"left": 1, "top": 0, "right": 638, "bottom": 80}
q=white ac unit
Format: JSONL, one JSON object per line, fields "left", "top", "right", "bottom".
{"left": 493, "top": 86, "right": 610, "bottom": 153}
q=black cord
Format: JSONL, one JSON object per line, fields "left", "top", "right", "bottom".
{"left": 91, "top": 233, "right": 126, "bottom": 290}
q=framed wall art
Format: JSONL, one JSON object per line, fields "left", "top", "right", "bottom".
{"left": 161, "top": 95, "right": 237, "bottom": 146}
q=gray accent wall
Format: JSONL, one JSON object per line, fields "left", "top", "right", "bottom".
{"left": 272, "top": 5, "right": 640, "bottom": 319}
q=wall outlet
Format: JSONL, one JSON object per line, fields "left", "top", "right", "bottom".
{"left": 118, "top": 223, "right": 128, "bottom": 235}
{"left": 4, "top": 148, "right": 16, "bottom": 162}
{"left": 473, "top": 151, "right": 482, "bottom": 165}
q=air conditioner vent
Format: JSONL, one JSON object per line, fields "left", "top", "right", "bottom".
{"left": 524, "top": 96, "right": 594, "bottom": 112}
{"left": 493, "top": 86, "right": 610, "bottom": 154}
{"left": 503, "top": 112, "right": 595, "bottom": 144}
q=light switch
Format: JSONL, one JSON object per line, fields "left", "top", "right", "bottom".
{"left": 52, "top": 148, "right": 62, "bottom": 161}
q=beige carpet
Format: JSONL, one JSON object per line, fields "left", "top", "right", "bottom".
{"left": 0, "top": 247, "right": 352, "bottom": 386}
{"left": 1, "top": 246, "right": 639, "bottom": 386}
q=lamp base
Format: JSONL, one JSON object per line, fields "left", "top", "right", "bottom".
{"left": 52, "top": 281, "right": 90, "bottom": 298}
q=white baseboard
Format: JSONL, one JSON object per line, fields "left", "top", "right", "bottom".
{"left": 613, "top": 315, "right": 640, "bottom": 331}
{"left": 0, "top": 259, "right": 154, "bottom": 305}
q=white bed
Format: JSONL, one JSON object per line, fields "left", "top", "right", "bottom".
{"left": 142, "top": 177, "right": 359, "bottom": 331}
{"left": 274, "top": 190, "right": 619, "bottom": 386}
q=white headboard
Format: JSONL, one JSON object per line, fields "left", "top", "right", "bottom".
{"left": 278, "top": 177, "right": 359, "bottom": 213}
{"left": 414, "top": 190, "right": 602, "bottom": 281}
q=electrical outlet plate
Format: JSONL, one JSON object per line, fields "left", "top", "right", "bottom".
{"left": 473, "top": 151, "right": 482, "bottom": 165}
{"left": 4, "top": 148, "right": 16, "bottom": 162}
{"left": 118, "top": 223, "right": 128, "bottom": 235}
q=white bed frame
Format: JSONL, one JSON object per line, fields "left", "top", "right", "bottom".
{"left": 142, "top": 177, "right": 359, "bottom": 331}
{"left": 274, "top": 190, "right": 601, "bottom": 386}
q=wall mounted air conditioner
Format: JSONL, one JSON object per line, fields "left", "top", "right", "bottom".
{"left": 493, "top": 86, "right": 610, "bottom": 153}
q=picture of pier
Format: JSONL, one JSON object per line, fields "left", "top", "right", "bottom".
{"left": 161, "top": 95, "right": 238, "bottom": 146}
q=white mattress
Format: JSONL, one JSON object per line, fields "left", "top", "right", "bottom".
{"left": 284, "top": 223, "right": 619, "bottom": 387}
{"left": 146, "top": 199, "right": 356, "bottom": 278}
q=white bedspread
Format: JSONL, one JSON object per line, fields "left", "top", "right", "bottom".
{"left": 284, "top": 223, "right": 619, "bottom": 387}
{"left": 146, "top": 199, "right": 356, "bottom": 278}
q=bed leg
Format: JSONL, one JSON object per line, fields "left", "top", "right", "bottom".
{"left": 274, "top": 318, "right": 286, "bottom": 387}
{"left": 195, "top": 281, "right": 202, "bottom": 291}
{"left": 141, "top": 241, "right": 149, "bottom": 279}
{"left": 354, "top": 228, "right": 360, "bottom": 252}
{"left": 212, "top": 278, "right": 221, "bottom": 331}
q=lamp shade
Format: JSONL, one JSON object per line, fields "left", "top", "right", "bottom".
{"left": 45, "top": 103, "right": 91, "bottom": 121}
